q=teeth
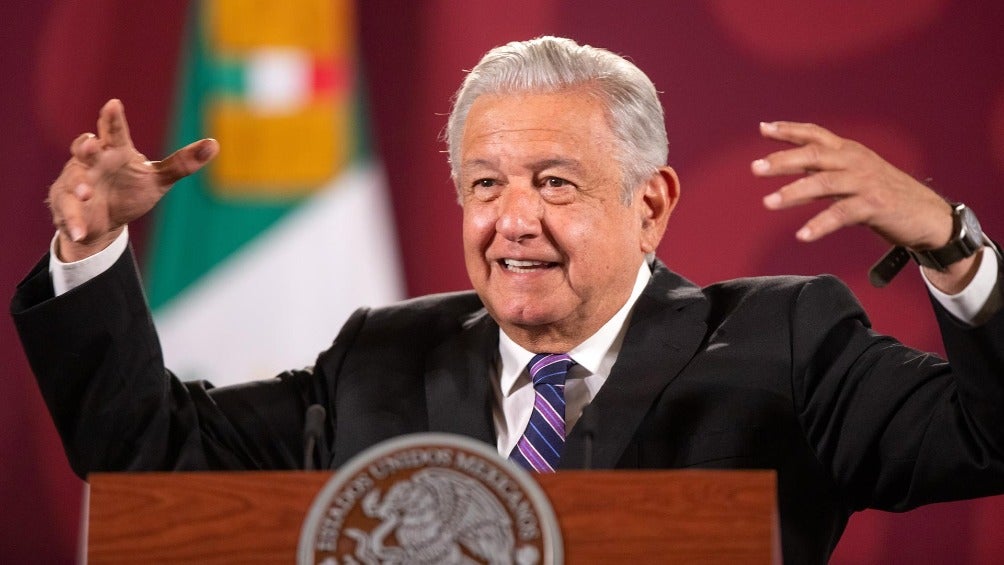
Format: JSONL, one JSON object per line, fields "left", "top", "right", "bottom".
{"left": 503, "top": 259, "right": 551, "bottom": 273}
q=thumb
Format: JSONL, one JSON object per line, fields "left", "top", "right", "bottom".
{"left": 154, "top": 138, "right": 220, "bottom": 186}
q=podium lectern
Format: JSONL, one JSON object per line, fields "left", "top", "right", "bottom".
{"left": 87, "top": 470, "right": 778, "bottom": 563}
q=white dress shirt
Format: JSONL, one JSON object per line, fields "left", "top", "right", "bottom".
{"left": 494, "top": 261, "right": 651, "bottom": 456}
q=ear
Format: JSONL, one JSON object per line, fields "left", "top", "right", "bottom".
{"left": 637, "top": 166, "right": 680, "bottom": 254}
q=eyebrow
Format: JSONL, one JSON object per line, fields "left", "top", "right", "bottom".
{"left": 460, "top": 157, "right": 585, "bottom": 174}
{"left": 528, "top": 157, "right": 585, "bottom": 174}
{"left": 460, "top": 158, "right": 499, "bottom": 172}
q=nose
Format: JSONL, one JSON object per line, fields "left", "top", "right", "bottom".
{"left": 496, "top": 185, "right": 542, "bottom": 242}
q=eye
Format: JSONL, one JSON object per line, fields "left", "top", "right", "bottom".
{"left": 467, "top": 177, "right": 503, "bottom": 202}
{"left": 537, "top": 176, "right": 577, "bottom": 204}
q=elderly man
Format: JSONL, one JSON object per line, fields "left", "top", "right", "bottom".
{"left": 12, "top": 37, "right": 1004, "bottom": 564}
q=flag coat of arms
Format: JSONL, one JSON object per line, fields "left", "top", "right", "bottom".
{"left": 146, "top": 0, "right": 403, "bottom": 386}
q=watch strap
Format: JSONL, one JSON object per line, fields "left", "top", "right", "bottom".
{"left": 907, "top": 203, "right": 984, "bottom": 271}
{"left": 869, "top": 246, "right": 911, "bottom": 288}
{"left": 868, "top": 202, "right": 994, "bottom": 286}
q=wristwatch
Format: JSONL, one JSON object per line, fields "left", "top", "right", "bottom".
{"left": 868, "top": 202, "right": 999, "bottom": 287}
{"left": 908, "top": 202, "right": 990, "bottom": 271}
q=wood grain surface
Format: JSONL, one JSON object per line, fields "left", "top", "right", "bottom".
{"left": 88, "top": 470, "right": 777, "bottom": 563}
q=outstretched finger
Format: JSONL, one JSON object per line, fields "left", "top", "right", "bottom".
{"left": 70, "top": 133, "right": 102, "bottom": 166}
{"left": 70, "top": 132, "right": 94, "bottom": 155}
{"left": 97, "top": 99, "right": 133, "bottom": 148}
{"left": 153, "top": 138, "right": 220, "bottom": 185}
{"left": 759, "top": 121, "right": 843, "bottom": 148}
{"left": 752, "top": 144, "right": 848, "bottom": 178}
{"left": 49, "top": 183, "right": 89, "bottom": 242}
{"left": 762, "top": 172, "right": 850, "bottom": 210}
{"left": 794, "top": 199, "right": 867, "bottom": 242}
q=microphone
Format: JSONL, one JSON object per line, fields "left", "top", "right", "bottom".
{"left": 303, "top": 404, "right": 328, "bottom": 471}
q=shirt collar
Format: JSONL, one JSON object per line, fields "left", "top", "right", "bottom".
{"left": 498, "top": 260, "right": 653, "bottom": 397}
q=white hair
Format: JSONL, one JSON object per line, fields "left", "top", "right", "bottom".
{"left": 446, "top": 36, "right": 668, "bottom": 202}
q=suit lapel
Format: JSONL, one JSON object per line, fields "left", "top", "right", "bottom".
{"left": 424, "top": 309, "right": 499, "bottom": 445}
{"left": 561, "top": 261, "right": 709, "bottom": 469}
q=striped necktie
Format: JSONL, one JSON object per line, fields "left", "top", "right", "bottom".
{"left": 509, "top": 353, "right": 576, "bottom": 472}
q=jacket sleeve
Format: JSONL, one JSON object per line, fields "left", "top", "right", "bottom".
{"left": 791, "top": 273, "right": 1004, "bottom": 512}
{"left": 10, "top": 246, "right": 356, "bottom": 478}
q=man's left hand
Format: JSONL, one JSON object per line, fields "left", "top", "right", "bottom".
{"left": 752, "top": 121, "right": 980, "bottom": 293}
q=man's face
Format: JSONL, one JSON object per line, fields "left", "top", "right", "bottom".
{"left": 459, "top": 89, "right": 672, "bottom": 351}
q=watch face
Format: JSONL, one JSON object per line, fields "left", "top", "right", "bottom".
{"left": 958, "top": 205, "right": 984, "bottom": 247}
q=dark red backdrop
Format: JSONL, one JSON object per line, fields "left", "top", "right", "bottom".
{"left": 3, "top": 1, "right": 1003, "bottom": 562}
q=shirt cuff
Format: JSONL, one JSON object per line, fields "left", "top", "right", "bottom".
{"left": 923, "top": 244, "right": 1001, "bottom": 325}
{"left": 48, "top": 226, "right": 130, "bottom": 296}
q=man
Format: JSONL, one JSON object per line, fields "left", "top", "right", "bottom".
{"left": 12, "top": 37, "right": 1004, "bottom": 564}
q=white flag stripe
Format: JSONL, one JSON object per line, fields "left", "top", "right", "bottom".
{"left": 246, "top": 48, "right": 311, "bottom": 114}
{"left": 154, "top": 163, "right": 403, "bottom": 385}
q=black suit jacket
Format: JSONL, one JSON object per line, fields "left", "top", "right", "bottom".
{"left": 11, "top": 247, "right": 1004, "bottom": 564}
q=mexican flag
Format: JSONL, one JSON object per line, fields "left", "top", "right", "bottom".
{"left": 146, "top": 0, "right": 403, "bottom": 386}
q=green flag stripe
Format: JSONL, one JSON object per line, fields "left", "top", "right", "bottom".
{"left": 145, "top": 2, "right": 372, "bottom": 311}
{"left": 213, "top": 57, "right": 245, "bottom": 98}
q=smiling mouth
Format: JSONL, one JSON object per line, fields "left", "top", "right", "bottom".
{"left": 500, "top": 258, "right": 558, "bottom": 273}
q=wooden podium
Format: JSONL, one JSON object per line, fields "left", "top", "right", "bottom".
{"left": 87, "top": 470, "right": 779, "bottom": 563}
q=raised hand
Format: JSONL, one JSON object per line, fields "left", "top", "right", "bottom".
{"left": 752, "top": 121, "right": 980, "bottom": 292}
{"left": 47, "top": 99, "right": 219, "bottom": 261}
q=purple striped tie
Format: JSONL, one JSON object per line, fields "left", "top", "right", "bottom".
{"left": 509, "top": 353, "right": 575, "bottom": 473}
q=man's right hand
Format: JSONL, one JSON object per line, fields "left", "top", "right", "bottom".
{"left": 48, "top": 99, "right": 219, "bottom": 261}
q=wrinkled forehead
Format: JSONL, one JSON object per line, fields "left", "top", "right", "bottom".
{"left": 462, "top": 90, "right": 615, "bottom": 146}
{"left": 461, "top": 93, "right": 617, "bottom": 165}
{"left": 465, "top": 83, "right": 614, "bottom": 131}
